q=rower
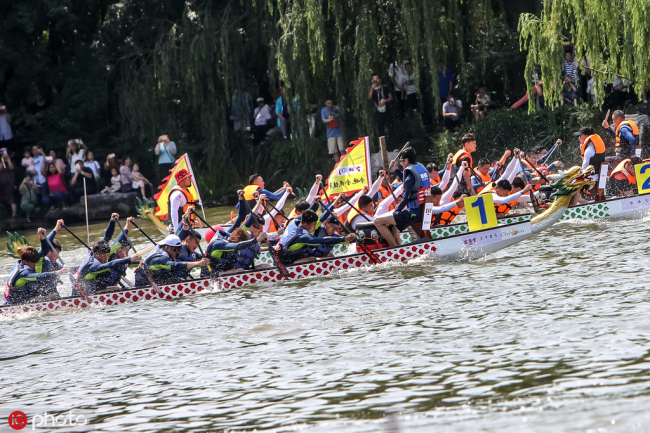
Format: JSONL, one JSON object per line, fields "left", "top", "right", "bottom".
{"left": 429, "top": 187, "right": 467, "bottom": 227}
{"left": 573, "top": 126, "right": 606, "bottom": 204}
{"left": 281, "top": 199, "right": 312, "bottom": 243}
{"left": 488, "top": 179, "right": 533, "bottom": 217}
{"left": 608, "top": 156, "right": 642, "bottom": 197}
{"left": 603, "top": 110, "right": 640, "bottom": 158}
{"left": 205, "top": 228, "right": 266, "bottom": 274}
{"left": 177, "top": 214, "right": 203, "bottom": 262}
{"left": 77, "top": 240, "right": 141, "bottom": 294}
{"left": 168, "top": 168, "right": 198, "bottom": 234}
{"left": 287, "top": 174, "right": 323, "bottom": 219}
{"left": 243, "top": 174, "right": 289, "bottom": 210}
{"left": 134, "top": 235, "right": 209, "bottom": 287}
{"left": 471, "top": 159, "right": 492, "bottom": 193}
{"left": 452, "top": 133, "right": 477, "bottom": 194}
{"left": 107, "top": 216, "right": 138, "bottom": 282}
{"left": 279, "top": 210, "right": 357, "bottom": 265}
{"left": 374, "top": 147, "right": 430, "bottom": 247}
{"left": 347, "top": 195, "right": 375, "bottom": 231}
{"left": 5, "top": 247, "right": 69, "bottom": 304}
{"left": 38, "top": 219, "right": 65, "bottom": 270}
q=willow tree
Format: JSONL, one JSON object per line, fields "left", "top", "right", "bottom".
{"left": 114, "top": 0, "right": 500, "bottom": 194}
{"left": 519, "top": 0, "right": 650, "bottom": 110}
{"left": 276, "top": 0, "right": 494, "bottom": 138}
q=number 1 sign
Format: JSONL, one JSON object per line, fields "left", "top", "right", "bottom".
{"left": 464, "top": 194, "right": 498, "bottom": 231}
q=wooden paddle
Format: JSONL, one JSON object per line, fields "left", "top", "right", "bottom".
{"left": 44, "top": 234, "right": 88, "bottom": 301}
{"left": 332, "top": 193, "right": 382, "bottom": 265}
{"left": 115, "top": 219, "right": 162, "bottom": 295}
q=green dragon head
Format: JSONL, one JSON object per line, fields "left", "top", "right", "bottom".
{"left": 548, "top": 165, "right": 596, "bottom": 198}
{"left": 135, "top": 197, "right": 169, "bottom": 234}
{"left": 6, "top": 232, "right": 30, "bottom": 259}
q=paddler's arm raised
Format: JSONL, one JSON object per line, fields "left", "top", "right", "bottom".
{"left": 304, "top": 175, "right": 322, "bottom": 204}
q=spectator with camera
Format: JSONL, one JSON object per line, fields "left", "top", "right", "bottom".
{"left": 368, "top": 74, "right": 397, "bottom": 146}
{"left": 321, "top": 98, "right": 345, "bottom": 162}
{"left": 66, "top": 139, "right": 88, "bottom": 177}
{"left": 561, "top": 75, "right": 578, "bottom": 106}
{"left": 155, "top": 134, "right": 177, "bottom": 184}
{"left": 69, "top": 160, "right": 97, "bottom": 203}
{"left": 471, "top": 85, "right": 494, "bottom": 121}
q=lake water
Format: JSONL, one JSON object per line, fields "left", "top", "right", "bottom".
{"left": 1, "top": 212, "right": 649, "bottom": 432}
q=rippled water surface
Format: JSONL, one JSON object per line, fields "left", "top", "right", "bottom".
{"left": 1, "top": 215, "right": 650, "bottom": 432}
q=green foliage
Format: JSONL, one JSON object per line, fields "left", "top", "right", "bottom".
{"left": 429, "top": 105, "right": 609, "bottom": 168}
{"left": 519, "top": 0, "right": 650, "bottom": 110}
{"left": 0, "top": 0, "right": 535, "bottom": 201}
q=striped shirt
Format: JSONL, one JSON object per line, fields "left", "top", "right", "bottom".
{"left": 564, "top": 59, "right": 577, "bottom": 82}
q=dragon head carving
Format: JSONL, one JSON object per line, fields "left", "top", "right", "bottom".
{"left": 135, "top": 197, "right": 170, "bottom": 234}
{"left": 547, "top": 165, "right": 596, "bottom": 198}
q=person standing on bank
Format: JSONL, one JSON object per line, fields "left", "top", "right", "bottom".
{"left": 368, "top": 74, "right": 397, "bottom": 145}
{"left": 321, "top": 99, "right": 345, "bottom": 161}
{"left": 155, "top": 134, "right": 177, "bottom": 184}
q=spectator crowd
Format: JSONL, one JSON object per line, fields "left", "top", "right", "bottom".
{"left": 0, "top": 107, "right": 163, "bottom": 222}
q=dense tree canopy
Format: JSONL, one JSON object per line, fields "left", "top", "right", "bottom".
{"left": 1, "top": 0, "right": 533, "bottom": 198}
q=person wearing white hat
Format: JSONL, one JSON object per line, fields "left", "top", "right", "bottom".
{"left": 253, "top": 97, "right": 273, "bottom": 145}
{"left": 134, "top": 235, "right": 209, "bottom": 287}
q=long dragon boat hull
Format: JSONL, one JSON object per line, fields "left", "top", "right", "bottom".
{"left": 1, "top": 221, "right": 533, "bottom": 318}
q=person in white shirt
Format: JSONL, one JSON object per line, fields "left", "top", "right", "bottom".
{"left": 66, "top": 139, "right": 88, "bottom": 176}
{"left": 84, "top": 151, "right": 101, "bottom": 179}
{"left": 398, "top": 62, "right": 419, "bottom": 112}
{"left": 253, "top": 97, "right": 273, "bottom": 145}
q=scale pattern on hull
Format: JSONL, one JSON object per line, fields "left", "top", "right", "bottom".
{"left": 561, "top": 202, "right": 610, "bottom": 220}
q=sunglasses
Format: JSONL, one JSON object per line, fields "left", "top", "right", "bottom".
{"left": 398, "top": 159, "right": 405, "bottom": 163}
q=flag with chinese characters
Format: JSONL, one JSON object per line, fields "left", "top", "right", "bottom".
{"left": 325, "top": 137, "right": 372, "bottom": 195}
{"left": 154, "top": 153, "right": 202, "bottom": 219}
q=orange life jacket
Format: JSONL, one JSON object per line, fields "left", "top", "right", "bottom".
{"left": 346, "top": 207, "right": 373, "bottom": 224}
{"left": 615, "top": 120, "right": 640, "bottom": 154}
{"left": 452, "top": 149, "right": 473, "bottom": 168}
{"left": 490, "top": 193, "right": 519, "bottom": 215}
{"left": 580, "top": 134, "right": 606, "bottom": 169}
{"left": 168, "top": 186, "right": 196, "bottom": 222}
{"left": 474, "top": 169, "right": 491, "bottom": 193}
{"left": 431, "top": 204, "right": 460, "bottom": 226}
{"left": 610, "top": 159, "right": 636, "bottom": 184}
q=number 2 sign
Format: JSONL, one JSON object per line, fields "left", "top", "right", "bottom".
{"left": 464, "top": 195, "right": 498, "bottom": 231}
{"left": 634, "top": 162, "right": 650, "bottom": 195}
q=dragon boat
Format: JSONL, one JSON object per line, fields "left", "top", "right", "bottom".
{"left": 1, "top": 166, "right": 594, "bottom": 318}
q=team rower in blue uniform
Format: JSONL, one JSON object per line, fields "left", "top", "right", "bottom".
{"left": 4, "top": 247, "right": 69, "bottom": 304}
{"left": 374, "top": 147, "right": 431, "bottom": 246}
{"left": 279, "top": 210, "right": 357, "bottom": 265}
{"left": 134, "top": 235, "right": 209, "bottom": 287}
{"left": 77, "top": 240, "right": 142, "bottom": 294}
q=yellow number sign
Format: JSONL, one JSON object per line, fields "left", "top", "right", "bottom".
{"left": 464, "top": 194, "right": 498, "bottom": 232}
{"left": 634, "top": 162, "right": 650, "bottom": 195}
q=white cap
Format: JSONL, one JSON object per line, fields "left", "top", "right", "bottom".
{"left": 256, "top": 97, "right": 264, "bottom": 102}
{"left": 159, "top": 235, "right": 182, "bottom": 247}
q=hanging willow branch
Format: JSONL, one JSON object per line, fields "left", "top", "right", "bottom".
{"left": 519, "top": 0, "right": 650, "bottom": 111}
